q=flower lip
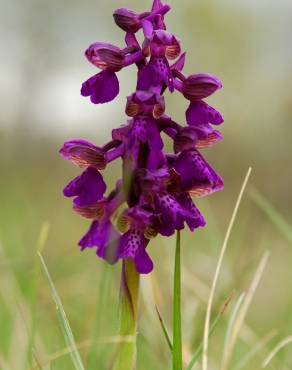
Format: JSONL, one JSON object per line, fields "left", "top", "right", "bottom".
{"left": 182, "top": 73, "right": 222, "bottom": 101}
{"left": 63, "top": 167, "right": 106, "bottom": 207}
{"left": 81, "top": 70, "right": 120, "bottom": 104}
{"left": 186, "top": 101, "right": 224, "bottom": 126}
{"left": 85, "top": 42, "right": 124, "bottom": 71}
{"left": 174, "top": 149, "right": 224, "bottom": 197}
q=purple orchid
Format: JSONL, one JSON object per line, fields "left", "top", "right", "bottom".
{"left": 60, "top": 0, "right": 224, "bottom": 274}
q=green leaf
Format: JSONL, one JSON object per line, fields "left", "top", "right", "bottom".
{"left": 38, "top": 252, "right": 85, "bottom": 370}
{"left": 173, "top": 230, "right": 183, "bottom": 370}
{"left": 113, "top": 260, "right": 139, "bottom": 370}
{"left": 155, "top": 305, "right": 173, "bottom": 352}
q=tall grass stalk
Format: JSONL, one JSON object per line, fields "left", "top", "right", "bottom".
{"left": 38, "top": 252, "right": 85, "bottom": 370}
{"left": 87, "top": 264, "right": 111, "bottom": 369}
{"left": 202, "top": 167, "right": 252, "bottom": 370}
{"left": 262, "top": 335, "right": 292, "bottom": 368}
{"left": 27, "top": 222, "right": 50, "bottom": 369}
{"left": 222, "top": 293, "right": 246, "bottom": 361}
{"left": 185, "top": 293, "right": 233, "bottom": 370}
{"left": 221, "top": 251, "right": 270, "bottom": 370}
{"left": 113, "top": 259, "right": 139, "bottom": 370}
{"left": 233, "top": 331, "right": 276, "bottom": 370}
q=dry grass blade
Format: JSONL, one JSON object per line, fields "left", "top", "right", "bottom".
{"left": 262, "top": 335, "right": 292, "bottom": 368}
{"left": 221, "top": 251, "right": 270, "bottom": 370}
{"left": 186, "top": 293, "right": 233, "bottom": 370}
{"left": 0, "top": 241, "right": 48, "bottom": 370}
{"left": 202, "top": 167, "right": 252, "bottom": 370}
{"left": 233, "top": 330, "right": 277, "bottom": 370}
{"left": 38, "top": 252, "right": 85, "bottom": 370}
{"left": 223, "top": 293, "right": 246, "bottom": 362}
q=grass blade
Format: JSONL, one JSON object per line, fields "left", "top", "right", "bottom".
{"left": 155, "top": 305, "right": 173, "bottom": 352}
{"left": 38, "top": 252, "right": 85, "bottom": 370}
{"left": 222, "top": 293, "right": 246, "bottom": 362}
{"left": 202, "top": 167, "right": 252, "bottom": 370}
{"left": 249, "top": 187, "right": 292, "bottom": 244}
{"left": 233, "top": 330, "right": 276, "bottom": 370}
{"left": 87, "top": 264, "right": 111, "bottom": 369}
{"left": 262, "top": 335, "right": 292, "bottom": 368}
{"left": 27, "top": 222, "right": 50, "bottom": 369}
{"left": 186, "top": 293, "right": 233, "bottom": 370}
{"left": 173, "top": 230, "right": 182, "bottom": 370}
{"left": 221, "top": 251, "right": 270, "bottom": 370}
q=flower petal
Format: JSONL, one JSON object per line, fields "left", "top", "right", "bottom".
{"left": 81, "top": 71, "right": 119, "bottom": 104}
{"left": 119, "top": 229, "right": 153, "bottom": 274}
{"left": 63, "top": 167, "right": 106, "bottom": 206}
{"left": 79, "top": 220, "right": 120, "bottom": 263}
{"left": 174, "top": 150, "right": 224, "bottom": 196}
{"left": 186, "top": 101, "right": 224, "bottom": 126}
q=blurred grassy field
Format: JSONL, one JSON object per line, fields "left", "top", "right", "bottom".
{"left": 1, "top": 0, "right": 292, "bottom": 369}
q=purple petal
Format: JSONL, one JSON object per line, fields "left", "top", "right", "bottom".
{"left": 174, "top": 127, "right": 198, "bottom": 153}
{"left": 142, "top": 19, "right": 154, "bottom": 39}
{"left": 195, "top": 126, "right": 223, "bottom": 148}
{"left": 174, "top": 150, "right": 224, "bottom": 197}
{"left": 119, "top": 229, "right": 153, "bottom": 274}
{"left": 79, "top": 220, "right": 120, "bottom": 263}
{"left": 175, "top": 193, "right": 206, "bottom": 231}
{"left": 134, "top": 246, "right": 153, "bottom": 274}
{"left": 151, "top": 0, "right": 163, "bottom": 11}
{"left": 137, "top": 56, "right": 172, "bottom": 93}
{"left": 154, "top": 193, "right": 193, "bottom": 236}
{"left": 171, "top": 52, "right": 186, "bottom": 72}
{"left": 81, "top": 71, "right": 119, "bottom": 104}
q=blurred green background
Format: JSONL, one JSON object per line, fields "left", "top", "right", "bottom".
{"left": 1, "top": 0, "right": 292, "bottom": 369}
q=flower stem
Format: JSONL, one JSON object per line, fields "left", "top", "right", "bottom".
{"left": 173, "top": 230, "right": 183, "bottom": 370}
{"left": 114, "top": 259, "right": 140, "bottom": 370}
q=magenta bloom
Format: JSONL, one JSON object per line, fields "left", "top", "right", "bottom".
{"left": 60, "top": 0, "right": 224, "bottom": 274}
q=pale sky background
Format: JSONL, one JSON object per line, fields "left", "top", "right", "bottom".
{"left": 0, "top": 0, "right": 291, "bottom": 138}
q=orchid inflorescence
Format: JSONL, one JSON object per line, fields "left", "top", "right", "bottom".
{"left": 60, "top": 0, "right": 224, "bottom": 274}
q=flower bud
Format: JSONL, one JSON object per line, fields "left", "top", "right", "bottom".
{"left": 182, "top": 74, "right": 222, "bottom": 101}
{"left": 113, "top": 8, "right": 141, "bottom": 32}
{"left": 60, "top": 140, "right": 106, "bottom": 170}
{"left": 85, "top": 42, "right": 124, "bottom": 72}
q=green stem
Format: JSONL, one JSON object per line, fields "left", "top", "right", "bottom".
{"left": 173, "top": 231, "right": 183, "bottom": 370}
{"left": 114, "top": 259, "right": 140, "bottom": 370}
